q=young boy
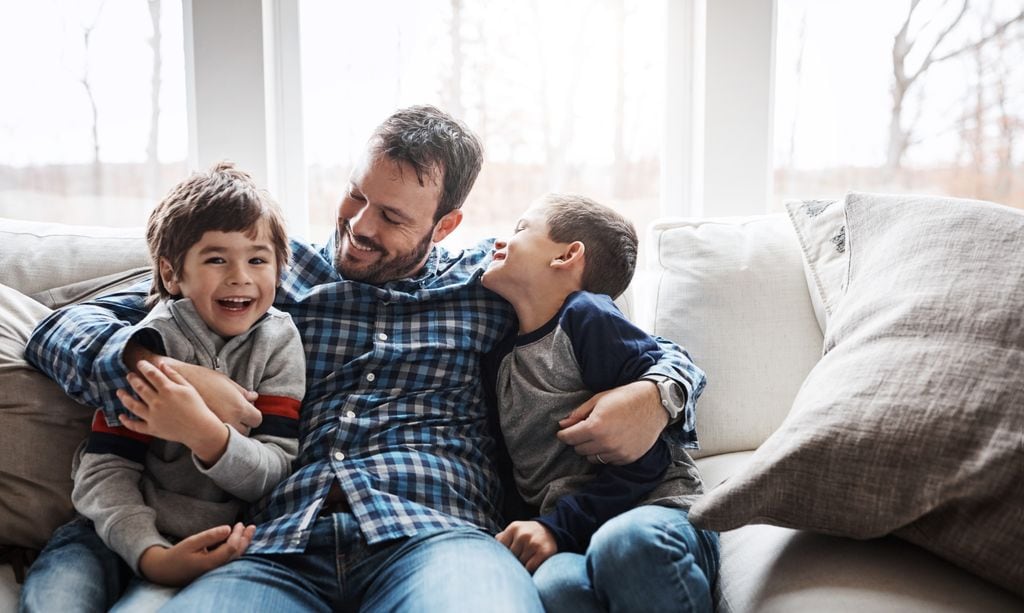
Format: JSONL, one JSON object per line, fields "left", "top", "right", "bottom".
{"left": 481, "top": 193, "right": 718, "bottom": 611}
{"left": 19, "top": 162, "right": 304, "bottom": 612}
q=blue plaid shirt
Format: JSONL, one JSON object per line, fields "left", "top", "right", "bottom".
{"left": 27, "top": 236, "right": 704, "bottom": 554}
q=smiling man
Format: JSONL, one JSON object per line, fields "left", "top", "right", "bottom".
{"left": 26, "top": 105, "right": 705, "bottom": 612}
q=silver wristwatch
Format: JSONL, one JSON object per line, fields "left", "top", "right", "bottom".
{"left": 643, "top": 375, "right": 686, "bottom": 422}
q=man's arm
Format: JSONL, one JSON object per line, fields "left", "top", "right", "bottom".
{"left": 26, "top": 285, "right": 260, "bottom": 431}
{"left": 554, "top": 294, "right": 707, "bottom": 464}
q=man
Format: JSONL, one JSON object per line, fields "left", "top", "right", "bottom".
{"left": 27, "top": 106, "right": 705, "bottom": 611}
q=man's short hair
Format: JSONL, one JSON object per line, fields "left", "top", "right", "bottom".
{"left": 369, "top": 105, "right": 484, "bottom": 222}
{"left": 542, "top": 193, "right": 638, "bottom": 299}
{"left": 146, "top": 161, "right": 290, "bottom": 302}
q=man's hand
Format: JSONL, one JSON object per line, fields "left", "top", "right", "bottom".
{"left": 496, "top": 520, "right": 558, "bottom": 573}
{"left": 138, "top": 523, "right": 255, "bottom": 587}
{"left": 118, "top": 360, "right": 230, "bottom": 465}
{"left": 123, "top": 340, "right": 261, "bottom": 434}
{"left": 557, "top": 380, "right": 668, "bottom": 464}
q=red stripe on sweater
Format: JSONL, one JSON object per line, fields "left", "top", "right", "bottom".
{"left": 255, "top": 395, "right": 300, "bottom": 420}
{"left": 91, "top": 409, "right": 152, "bottom": 443}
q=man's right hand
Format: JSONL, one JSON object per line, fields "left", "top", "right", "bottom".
{"left": 138, "top": 523, "right": 255, "bottom": 586}
{"left": 123, "top": 340, "right": 261, "bottom": 434}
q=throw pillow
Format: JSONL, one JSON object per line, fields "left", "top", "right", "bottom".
{"left": 689, "top": 192, "right": 1024, "bottom": 597}
{"left": 784, "top": 198, "right": 847, "bottom": 334}
{"left": 0, "top": 284, "right": 91, "bottom": 549}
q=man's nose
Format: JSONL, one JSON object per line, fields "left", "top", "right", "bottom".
{"left": 344, "top": 202, "right": 375, "bottom": 237}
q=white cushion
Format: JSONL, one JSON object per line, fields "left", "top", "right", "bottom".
{"left": 649, "top": 214, "right": 823, "bottom": 458}
{"left": 0, "top": 217, "right": 147, "bottom": 296}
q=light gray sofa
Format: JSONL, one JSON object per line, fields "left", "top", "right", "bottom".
{"left": 2, "top": 205, "right": 1022, "bottom": 611}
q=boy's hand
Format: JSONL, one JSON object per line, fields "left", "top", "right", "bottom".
{"left": 557, "top": 381, "right": 667, "bottom": 464}
{"left": 160, "top": 358, "right": 262, "bottom": 435}
{"left": 124, "top": 340, "right": 261, "bottom": 434}
{"left": 496, "top": 520, "right": 558, "bottom": 573}
{"left": 138, "top": 522, "right": 255, "bottom": 587}
{"left": 117, "top": 360, "right": 229, "bottom": 465}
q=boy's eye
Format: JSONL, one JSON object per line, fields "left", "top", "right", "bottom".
{"left": 204, "top": 257, "right": 226, "bottom": 264}
{"left": 249, "top": 257, "right": 268, "bottom": 265}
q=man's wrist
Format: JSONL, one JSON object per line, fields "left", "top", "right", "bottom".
{"left": 642, "top": 375, "right": 686, "bottom": 424}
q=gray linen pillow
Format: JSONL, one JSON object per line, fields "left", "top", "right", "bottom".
{"left": 0, "top": 284, "right": 91, "bottom": 549}
{"left": 690, "top": 192, "right": 1024, "bottom": 597}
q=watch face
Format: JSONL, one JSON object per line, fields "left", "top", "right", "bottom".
{"left": 668, "top": 382, "right": 684, "bottom": 406}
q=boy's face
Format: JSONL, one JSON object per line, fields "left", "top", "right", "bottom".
{"left": 481, "top": 204, "right": 564, "bottom": 299}
{"left": 161, "top": 223, "right": 278, "bottom": 338}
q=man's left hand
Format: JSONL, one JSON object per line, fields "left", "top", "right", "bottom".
{"left": 556, "top": 380, "right": 668, "bottom": 464}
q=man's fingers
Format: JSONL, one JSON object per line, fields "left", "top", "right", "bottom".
{"left": 558, "top": 396, "right": 597, "bottom": 428}
{"left": 555, "top": 420, "right": 591, "bottom": 447}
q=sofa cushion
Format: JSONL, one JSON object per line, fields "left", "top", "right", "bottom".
{"left": 650, "top": 215, "right": 823, "bottom": 458}
{"left": 0, "top": 217, "right": 146, "bottom": 296}
{"left": 0, "top": 284, "right": 91, "bottom": 549}
{"left": 690, "top": 192, "right": 1024, "bottom": 596}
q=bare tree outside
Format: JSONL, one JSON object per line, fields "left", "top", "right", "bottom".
{"left": 775, "top": 0, "right": 1024, "bottom": 211}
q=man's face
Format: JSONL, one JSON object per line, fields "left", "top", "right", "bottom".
{"left": 334, "top": 153, "right": 460, "bottom": 284}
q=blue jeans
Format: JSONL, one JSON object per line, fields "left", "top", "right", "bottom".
{"left": 161, "top": 512, "right": 543, "bottom": 612}
{"left": 533, "top": 506, "right": 720, "bottom": 613}
{"left": 19, "top": 516, "right": 177, "bottom": 613}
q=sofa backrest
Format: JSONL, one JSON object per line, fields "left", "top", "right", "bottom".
{"left": 0, "top": 217, "right": 148, "bottom": 297}
{"left": 649, "top": 214, "right": 824, "bottom": 458}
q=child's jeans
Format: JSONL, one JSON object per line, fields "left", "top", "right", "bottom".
{"left": 533, "top": 505, "right": 720, "bottom": 613}
{"left": 18, "top": 515, "right": 176, "bottom": 613}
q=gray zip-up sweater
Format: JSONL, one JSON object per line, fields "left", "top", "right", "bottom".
{"left": 71, "top": 298, "right": 305, "bottom": 574}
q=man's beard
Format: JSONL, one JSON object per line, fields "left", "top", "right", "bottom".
{"left": 334, "top": 220, "right": 435, "bottom": 285}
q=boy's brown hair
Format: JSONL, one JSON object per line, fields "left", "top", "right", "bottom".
{"left": 542, "top": 193, "right": 638, "bottom": 299}
{"left": 146, "top": 161, "right": 290, "bottom": 303}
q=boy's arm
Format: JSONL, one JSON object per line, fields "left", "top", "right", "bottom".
{"left": 536, "top": 439, "right": 671, "bottom": 553}
{"left": 555, "top": 295, "right": 707, "bottom": 463}
{"left": 195, "top": 317, "right": 305, "bottom": 502}
{"left": 72, "top": 411, "right": 171, "bottom": 576}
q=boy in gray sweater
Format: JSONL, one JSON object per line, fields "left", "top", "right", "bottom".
{"left": 20, "top": 162, "right": 304, "bottom": 612}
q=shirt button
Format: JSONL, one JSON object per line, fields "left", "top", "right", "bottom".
{"left": 377, "top": 333, "right": 388, "bottom": 341}
{"left": 366, "top": 373, "right": 376, "bottom": 382}
{"left": 334, "top": 451, "right": 345, "bottom": 461}
{"left": 346, "top": 411, "right": 356, "bottom": 419}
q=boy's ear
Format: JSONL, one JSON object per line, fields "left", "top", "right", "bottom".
{"left": 551, "top": 241, "right": 585, "bottom": 269}
{"left": 158, "top": 257, "right": 180, "bottom": 295}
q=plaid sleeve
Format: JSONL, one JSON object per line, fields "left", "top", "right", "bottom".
{"left": 641, "top": 336, "right": 707, "bottom": 449}
{"left": 25, "top": 284, "right": 151, "bottom": 424}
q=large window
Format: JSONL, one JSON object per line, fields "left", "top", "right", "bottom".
{"left": 299, "top": 0, "right": 667, "bottom": 248}
{"left": 774, "top": 0, "right": 1024, "bottom": 210}
{"left": 0, "top": 0, "right": 188, "bottom": 226}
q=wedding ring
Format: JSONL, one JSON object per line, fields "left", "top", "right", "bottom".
{"left": 596, "top": 454, "right": 607, "bottom": 464}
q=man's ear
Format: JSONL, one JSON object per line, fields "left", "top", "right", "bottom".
{"left": 158, "top": 257, "right": 180, "bottom": 295}
{"left": 432, "top": 209, "right": 463, "bottom": 243}
{"left": 551, "top": 241, "right": 585, "bottom": 269}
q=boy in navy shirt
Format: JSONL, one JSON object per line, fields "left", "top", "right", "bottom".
{"left": 482, "top": 193, "right": 718, "bottom": 612}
